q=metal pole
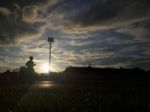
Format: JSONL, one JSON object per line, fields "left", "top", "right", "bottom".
{"left": 48, "top": 37, "right": 54, "bottom": 74}
{"left": 49, "top": 42, "right": 51, "bottom": 73}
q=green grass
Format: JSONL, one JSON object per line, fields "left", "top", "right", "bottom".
{"left": 1, "top": 85, "right": 150, "bottom": 112}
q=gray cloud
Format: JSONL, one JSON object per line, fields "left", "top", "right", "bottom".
{"left": 73, "top": 0, "right": 150, "bottom": 26}
{"left": 116, "top": 20, "right": 150, "bottom": 42}
{"left": 38, "top": 0, "right": 150, "bottom": 36}
{"left": 22, "top": 5, "right": 38, "bottom": 23}
{"left": 0, "top": 0, "right": 51, "bottom": 45}
{"left": 0, "top": 18, "right": 43, "bottom": 44}
{"left": 0, "top": 3, "right": 46, "bottom": 45}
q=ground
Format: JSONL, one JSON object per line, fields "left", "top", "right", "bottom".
{"left": 0, "top": 81, "right": 150, "bottom": 112}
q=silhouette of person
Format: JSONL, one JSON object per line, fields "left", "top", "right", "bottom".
{"left": 26, "top": 56, "right": 36, "bottom": 73}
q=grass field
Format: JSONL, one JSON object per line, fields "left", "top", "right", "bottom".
{"left": 1, "top": 83, "right": 150, "bottom": 112}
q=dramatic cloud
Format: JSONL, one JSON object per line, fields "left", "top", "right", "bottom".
{"left": 116, "top": 20, "right": 150, "bottom": 42}
{"left": 22, "top": 5, "right": 38, "bottom": 23}
{"left": 0, "top": 0, "right": 150, "bottom": 72}
{"left": 0, "top": 18, "right": 44, "bottom": 45}
{"left": 73, "top": 0, "right": 150, "bottom": 26}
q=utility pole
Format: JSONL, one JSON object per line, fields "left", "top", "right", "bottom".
{"left": 48, "top": 37, "right": 54, "bottom": 73}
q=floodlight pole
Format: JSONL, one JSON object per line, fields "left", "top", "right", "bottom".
{"left": 48, "top": 37, "right": 54, "bottom": 73}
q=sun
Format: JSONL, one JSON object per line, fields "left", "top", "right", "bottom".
{"left": 41, "top": 63, "right": 50, "bottom": 73}
{"left": 40, "top": 63, "right": 56, "bottom": 73}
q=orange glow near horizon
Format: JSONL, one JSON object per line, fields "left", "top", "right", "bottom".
{"left": 41, "top": 63, "right": 49, "bottom": 73}
{"left": 36, "top": 63, "right": 59, "bottom": 73}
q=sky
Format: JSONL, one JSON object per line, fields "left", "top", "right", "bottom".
{"left": 0, "top": 0, "right": 150, "bottom": 73}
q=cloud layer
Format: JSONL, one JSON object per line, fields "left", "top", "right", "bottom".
{"left": 0, "top": 0, "right": 150, "bottom": 72}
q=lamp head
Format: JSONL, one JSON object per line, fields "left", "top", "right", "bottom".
{"left": 48, "top": 37, "right": 54, "bottom": 42}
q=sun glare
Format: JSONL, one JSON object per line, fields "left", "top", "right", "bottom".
{"left": 40, "top": 63, "right": 56, "bottom": 73}
{"left": 41, "top": 63, "right": 50, "bottom": 73}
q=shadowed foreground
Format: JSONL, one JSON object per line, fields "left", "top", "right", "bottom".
{"left": 1, "top": 81, "right": 150, "bottom": 112}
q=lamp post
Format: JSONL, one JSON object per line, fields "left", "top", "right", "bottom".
{"left": 48, "top": 37, "right": 54, "bottom": 73}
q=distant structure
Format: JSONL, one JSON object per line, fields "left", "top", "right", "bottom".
{"left": 48, "top": 37, "right": 54, "bottom": 73}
